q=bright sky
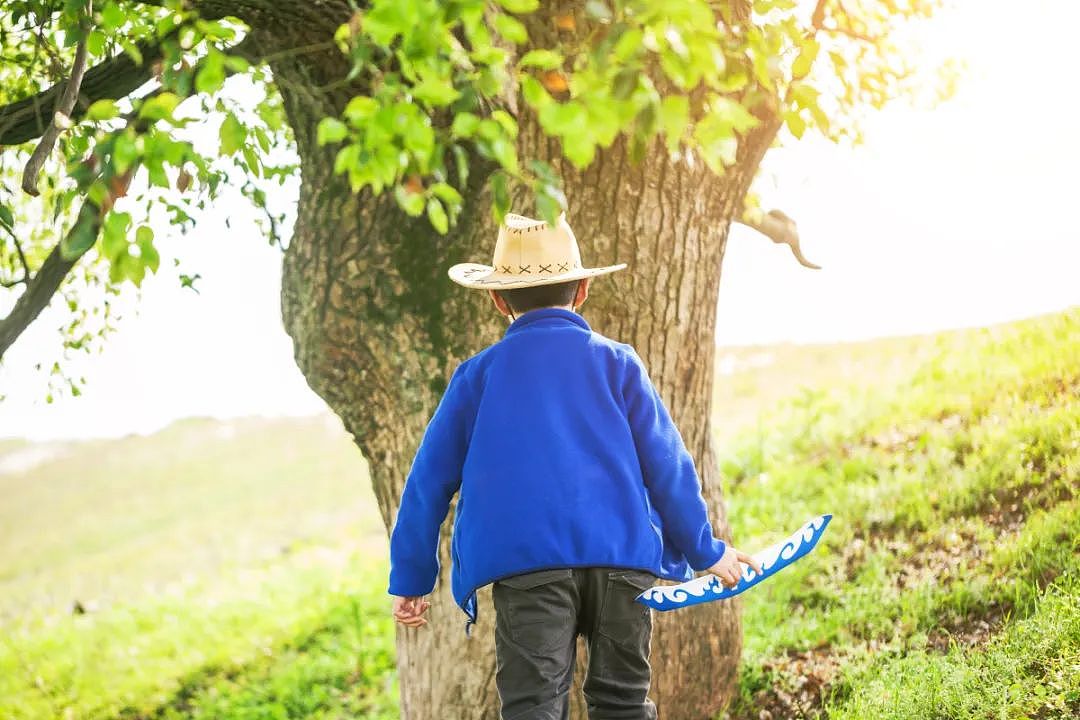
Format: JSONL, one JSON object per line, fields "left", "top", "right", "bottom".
{"left": 1, "top": 0, "right": 1077, "bottom": 441}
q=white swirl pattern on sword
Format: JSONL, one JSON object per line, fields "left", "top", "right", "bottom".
{"left": 635, "top": 514, "right": 833, "bottom": 610}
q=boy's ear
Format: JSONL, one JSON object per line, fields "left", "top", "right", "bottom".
{"left": 574, "top": 278, "right": 591, "bottom": 309}
{"left": 488, "top": 289, "right": 512, "bottom": 317}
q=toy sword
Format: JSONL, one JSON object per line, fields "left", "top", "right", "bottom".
{"left": 635, "top": 514, "right": 833, "bottom": 611}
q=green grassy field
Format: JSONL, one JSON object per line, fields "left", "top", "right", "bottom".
{"left": 721, "top": 309, "right": 1079, "bottom": 719}
{"left": 0, "top": 309, "right": 1076, "bottom": 719}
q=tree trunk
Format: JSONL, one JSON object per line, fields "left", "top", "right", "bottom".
{"left": 258, "top": 6, "right": 780, "bottom": 719}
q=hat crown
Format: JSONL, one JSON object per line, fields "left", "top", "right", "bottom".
{"left": 491, "top": 213, "right": 583, "bottom": 274}
{"left": 446, "top": 209, "right": 626, "bottom": 289}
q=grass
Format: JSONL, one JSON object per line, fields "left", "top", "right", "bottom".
{"left": 0, "top": 414, "right": 392, "bottom": 719}
{"left": 721, "top": 308, "right": 1079, "bottom": 719}
{"left": 0, "top": 546, "right": 396, "bottom": 719}
{"left": 828, "top": 575, "right": 1078, "bottom": 720}
{"left": 0, "top": 308, "right": 1075, "bottom": 719}
{"left": 0, "top": 414, "right": 385, "bottom": 620}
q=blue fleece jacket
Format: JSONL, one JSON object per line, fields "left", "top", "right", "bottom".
{"left": 387, "top": 306, "right": 727, "bottom": 635}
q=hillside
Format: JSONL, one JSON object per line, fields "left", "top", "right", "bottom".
{"left": 0, "top": 414, "right": 386, "bottom": 621}
{"left": 0, "top": 308, "right": 1076, "bottom": 719}
{"left": 720, "top": 309, "right": 1078, "bottom": 719}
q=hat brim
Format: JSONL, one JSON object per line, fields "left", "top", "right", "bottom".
{"left": 448, "top": 262, "right": 627, "bottom": 290}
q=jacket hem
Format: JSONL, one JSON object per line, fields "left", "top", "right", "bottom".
{"left": 456, "top": 560, "right": 670, "bottom": 637}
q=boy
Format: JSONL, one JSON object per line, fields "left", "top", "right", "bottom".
{"left": 388, "top": 212, "right": 761, "bottom": 719}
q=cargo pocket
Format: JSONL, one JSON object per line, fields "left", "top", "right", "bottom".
{"left": 597, "top": 569, "right": 656, "bottom": 650}
{"left": 493, "top": 568, "right": 575, "bottom": 654}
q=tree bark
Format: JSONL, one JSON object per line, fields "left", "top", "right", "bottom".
{"left": 260, "top": 5, "right": 780, "bottom": 718}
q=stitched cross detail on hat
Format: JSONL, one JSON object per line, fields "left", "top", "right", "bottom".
{"left": 448, "top": 212, "right": 626, "bottom": 290}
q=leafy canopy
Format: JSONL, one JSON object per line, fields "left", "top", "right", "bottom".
{"left": 0, "top": 0, "right": 951, "bottom": 399}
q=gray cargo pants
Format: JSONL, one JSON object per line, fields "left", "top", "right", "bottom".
{"left": 491, "top": 566, "right": 659, "bottom": 720}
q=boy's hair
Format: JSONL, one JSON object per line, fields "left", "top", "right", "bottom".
{"left": 497, "top": 279, "right": 580, "bottom": 314}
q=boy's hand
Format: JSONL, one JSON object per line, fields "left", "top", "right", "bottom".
{"left": 392, "top": 595, "right": 430, "bottom": 628}
{"left": 707, "top": 545, "right": 764, "bottom": 589}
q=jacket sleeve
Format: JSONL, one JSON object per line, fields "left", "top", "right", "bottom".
{"left": 387, "top": 362, "right": 475, "bottom": 597}
{"left": 621, "top": 347, "right": 727, "bottom": 571}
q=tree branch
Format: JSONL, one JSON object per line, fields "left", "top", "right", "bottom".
{"left": 0, "top": 165, "right": 136, "bottom": 359}
{"left": 0, "top": 235, "right": 78, "bottom": 352}
{"left": 737, "top": 208, "right": 821, "bottom": 270}
{"left": 820, "top": 24, "right": 876, "bottom": 44}
{"left": 827, "top": 0, "right": 878, "bottom": 43}
{"left": 21, "top": 3, "right": 92, "bottom": 195}
{"left": 0, "top": 34, "right": 168, "bottom": 147}
{"left": 0, "top": 222, "right": 33, "bottom": 286}
{"left": 13, "top": 233, "right": 31, "bottom": 283}
{"left": 0, "top": 35, "right": 256, "bottom": 357}
{"left": 811, "top": 0, "right": 828, "bottom": 30}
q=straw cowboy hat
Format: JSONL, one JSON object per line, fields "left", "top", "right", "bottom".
{"left": 448, "top": 212, "right": 626, "bottom": 290}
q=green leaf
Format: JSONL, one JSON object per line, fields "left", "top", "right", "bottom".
{"left": 394, "top": 185, "right": 425, "bottom": 216}
{"left": 612, "top": 27, "right": 644, "bottom": 62}
{"left": 86, "top": 99, "right": 119, "bottom": 121}
{"left": 402, "top": 118, "right": 435, "bottom": 159}
{"left": 490, "top": 171, "right": 510, "bottom": 224}
{"left": 219, "top": 112, "right": 246, "bottom": 155}
{"left": 791, "top": 37, "right": 820, "bottom": 80}
{"left": 659, "top": 95, "right": 689, "bottom": 149}
{"left": 485, "top": 136, "right": 518, "bottom": 174}
{"left": 100, "top": 2, "right": 126, "bottom": 31}
{"left": 783, "top": 110, "right": 806, "bottom": 138}
{"left": 426, "top": 197, "right": 449, "bottom": 234}
{"left": 138, "top": 92, "right": 181, "bottom": 122}
{"left": 694, "top": 111, "right": 740, "bottom": 172}
{"left": 86, "top": 30, "right": 106, "bottom": 57}
{"left": 451, "top": 112, "right": 480, "bottom": 138}
{"left": 146, "top": 162, "right": 169, "bottom": 188}
{"left": 491, "top": 110, "right": 518, "bottom": 139}
{"left": 253, "top": 126, "right": 272, "bottom": 153}
{"left": 493, "top": 14, "right": 528, "bottom": 44}
{"left": 362, "top": 0, "right": 409, "bottom": 45}
{"left": 334, "top": 144, "right": 359, "bottom": 176}
{"left": 86, "top": 179, "right": 109, "bottom": 206}
{"left": 829, "top": 50, "right": 847, "bottom": 73}
{"left": 611, "top": 68, "right": 639, "bottom": 100}
{"left": 709, "top": 97, "right": 760, "bottom": 133}
{"left": 451, "top": 143, "right": 469, "bottom": 186}
{"left": 195, "top": 51, "right": 226, "bottom": 95}
{"left": 518, "top": 50, "right": 563, "bottom": 70}
{"left": 242, "top": 145, "right": 261, "bottom": 177}
{"left": 562, "top": 133, "right": 596, "bottom": 169}
{"left": 715, "top": 71, "right": 749, "bottom": 93}
{"left": 101, "top": 210, "right": 131, "bottom": 261}
{"left": 344, "top": 96, "right": 379, "bottom": 124}
{"left": 790, "top": 81, "right": 821, "bottom": 109}
{"left": 412, "top": 78, "right": 461, "bottom": 107}
{"left": 317, "top": 117, "right": 348, "bottom": 145}
{"left": 535, "top": 183, "right": 564, "bottom": 225}
{"left": 124, "top": 252, "right": 147, "bottom": 286}
{"left": 429, "top": 182, "right": 463, "bottom": 206}
{"left": 136, "top": 225, "right": 160, "bottom": 274}
{"left": 118, "top": 38, "right": 143, "bottom": 66}
{"left": 0, "top": 204, "right": 13, "bottom": 231}
{"left": 521, "top": 75, "right": 552, "bottom": 109}
{"left": 224, "top": 55, "right": 250, "bottom": 73}
{"left": 538, "top": 101, "right": 586, "bottom": 135}
{"left": 112, "top": 132, "right": 139, "bottom": 175}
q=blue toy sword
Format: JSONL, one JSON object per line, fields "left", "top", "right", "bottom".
{"left": 635, "top": 514, "right": 833, "bottom": 611}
